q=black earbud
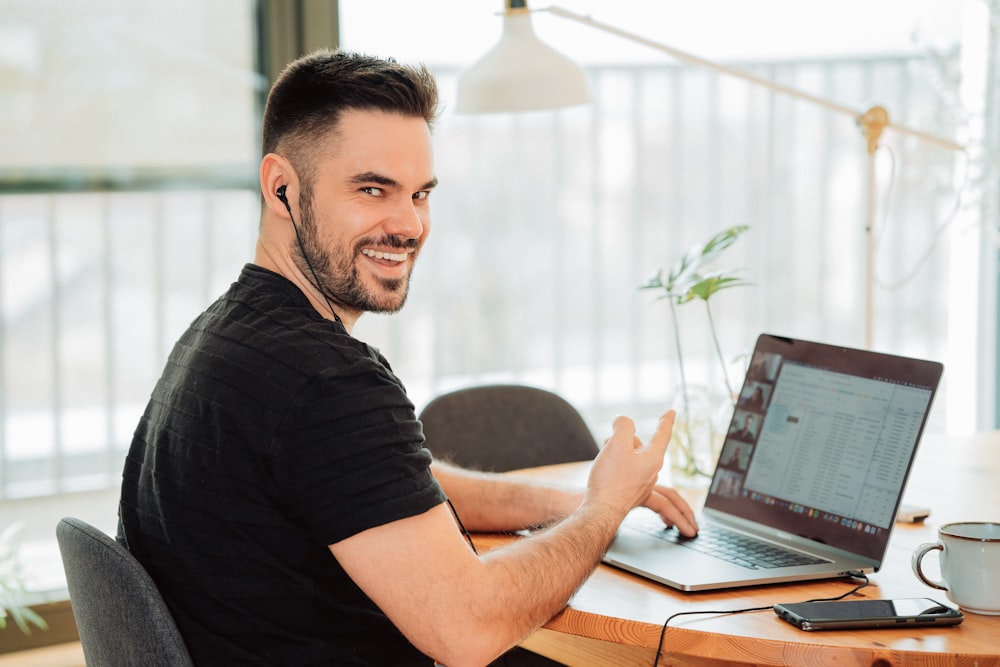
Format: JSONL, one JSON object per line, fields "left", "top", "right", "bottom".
{"left": 273, "top": 182, "right": 343, "bottom": 325}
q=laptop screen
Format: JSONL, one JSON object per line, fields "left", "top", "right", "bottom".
{"left": 705, "top": 334, "right": 943, "bottom": 561}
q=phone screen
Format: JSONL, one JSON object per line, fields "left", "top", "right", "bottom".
{"left": 774, "top": 598, "right": 963, "bottom": 631}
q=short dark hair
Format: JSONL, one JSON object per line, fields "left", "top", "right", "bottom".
{"left": 262, "top": 50, "right": 440, "bottom": 172}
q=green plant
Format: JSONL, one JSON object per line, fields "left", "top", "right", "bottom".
{"left": 639, "top": 224, "right": 751, "bottom": 478}
{"left": 0, "top": 522, "right": 47, "bottom": 635}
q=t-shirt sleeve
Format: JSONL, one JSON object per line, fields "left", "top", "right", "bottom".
{"left": 270, "top": 353, "right": 445, "bottom": 546}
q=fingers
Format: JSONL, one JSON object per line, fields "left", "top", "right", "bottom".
{"left": 644, "top": 486, "right": 700, "bottom": 537}
{"left": 609, "top": 415, "right": 637, "bottom": 448}
{"left": 590, "top": 410, "right": 682, "bottom": 518}
{"left": 647, "top": 410, "right": 675, "bottom": 456}
{"left": 607, "top": 411, "right": 675, "bottom": 456}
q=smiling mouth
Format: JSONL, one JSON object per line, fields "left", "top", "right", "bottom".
{"left": 361, "top": 248, "right": 409, "bottom": 262}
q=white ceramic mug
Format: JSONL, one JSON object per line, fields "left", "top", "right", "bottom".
{"left": 911, "top": 521, "right": 1000, "bottom": 615}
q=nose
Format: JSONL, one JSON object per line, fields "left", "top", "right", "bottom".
{"left": 386, "top": 197, "right": 427, "bottom": 241}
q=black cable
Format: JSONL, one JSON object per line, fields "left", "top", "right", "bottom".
{"left": 651, "top": 571, "right": 870, "bottom": 665}
{"left": 446, "top": 498, "right": 478, "bottom": 555}
{"left": 451, "top": 485, "right": 870, "bottom": 666}
{"left": 278, "top": 186, "right": 343, "bottom": 325}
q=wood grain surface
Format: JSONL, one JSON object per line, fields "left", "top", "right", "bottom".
{"left": 493, "top": 431, "right": 1000, "bottom": 666}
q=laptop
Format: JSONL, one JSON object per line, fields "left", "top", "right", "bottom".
{"left": 603, "top": 333, "right": 943, "bottom": 591}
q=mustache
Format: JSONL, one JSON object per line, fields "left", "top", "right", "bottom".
{"left": 359, "top": 235, "right": 420, "bottom": 251}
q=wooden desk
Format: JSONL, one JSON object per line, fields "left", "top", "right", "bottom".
{"left": 483, "top": 431, "right": 1000, "bottom": 666}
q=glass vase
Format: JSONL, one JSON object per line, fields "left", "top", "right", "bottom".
{"left": 668, "top": 384, "right": 731, "bottom": 488}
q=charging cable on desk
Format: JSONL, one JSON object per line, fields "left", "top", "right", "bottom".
{"left": 449, "top": 499, "right": 870, "bottom": 666}
{"left": 651, "top": 571, "right": 871, "bottom": 666}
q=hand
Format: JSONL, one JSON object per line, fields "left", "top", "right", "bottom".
{"left": 584, "top": 411, "right": 674, "bottom": 520}
{"left": 640, "top": 485, "right": 699, "bottom": 537}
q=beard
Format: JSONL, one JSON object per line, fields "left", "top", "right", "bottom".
{"left": 292, "top": 190, "right": 419, "bottom": 314}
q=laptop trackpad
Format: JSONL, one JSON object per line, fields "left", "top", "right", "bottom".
{"left": 605, "top": 528, "right": 754, "bottom": 579}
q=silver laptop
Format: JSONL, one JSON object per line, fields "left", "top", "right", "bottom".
{"left": 604, "top": 333, "right": 943, "bottom": 591}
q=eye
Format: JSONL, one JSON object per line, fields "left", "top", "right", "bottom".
{"left": 361, "top": 186, "right": 385, "bottom": 197}
{"left": 412, "top": 190, "right": 430, "bottom": 201}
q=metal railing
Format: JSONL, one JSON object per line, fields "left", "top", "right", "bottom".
{"left": 0, "top": 54, "right": 972, "bottom": 499}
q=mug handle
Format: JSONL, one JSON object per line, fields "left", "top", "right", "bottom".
{"left": 911, "top": 542, "right": 948, "bottom": 590}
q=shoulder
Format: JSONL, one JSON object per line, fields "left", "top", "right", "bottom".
{"left": 207, "top": 264, "right": 385, "bottom": 375}
{"left": 166, "top": 265, "right": 407, "bottom": 427}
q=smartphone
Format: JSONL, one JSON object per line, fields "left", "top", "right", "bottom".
{"left": 773, "top": 598, "right": 964, "bottom": 631}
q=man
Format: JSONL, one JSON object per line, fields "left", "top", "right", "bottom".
{"left": 731, "top": 413, "right": 757, "bottom": 442}
{"left": 119, "top": 50, "right": 697, "bottom": 666}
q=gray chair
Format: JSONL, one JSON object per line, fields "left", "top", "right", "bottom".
{"left": 419, "top": 384, "right": 599, "bottom": 472}
{"left": 56, "top": 516, "right": 194, "bottom": 667}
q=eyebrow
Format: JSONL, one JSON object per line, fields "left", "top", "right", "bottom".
{"left": 351, "top": 171, "right": 438, "bottom": 191}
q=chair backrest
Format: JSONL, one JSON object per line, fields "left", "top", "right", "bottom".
{"left": 56, "top": 516, "right": 194, "bottom": 667}
{"left": 418, "top": 384, "right": 599, "bottom": 472}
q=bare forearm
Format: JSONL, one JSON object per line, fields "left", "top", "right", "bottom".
{"left": 451, "top": 498, "right": 626, "bottom": 662}
{"left": 431, "top": 461, "right": 583, "bottom": 532}
{"left": 344, "top": 414, "right": 678, "bottom": 667}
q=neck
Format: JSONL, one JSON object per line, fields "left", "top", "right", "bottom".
{"left": 253, "top": 238, "right": 359, "bottom": 333}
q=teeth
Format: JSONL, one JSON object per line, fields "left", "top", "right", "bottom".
{"left": 362, "top": 248, "right": 407, "bottom": 262}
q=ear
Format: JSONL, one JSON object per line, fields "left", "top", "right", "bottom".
{"left": 260, "top": 153, "right": 298, "bottom": 217}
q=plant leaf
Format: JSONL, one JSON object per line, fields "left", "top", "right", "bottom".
{"left": 701, "top": 224, "right": 749, "bottom": 258}
{"left": 638, "top": 268, "right": 665, "bottom": 291}
{"left": 0, "top": 522, "right": 48, "bottom": 634}
{"left": 662, "top": 225, "right": 749, "bottom": 297}
{"left": 682, "top": 274, "right": 752, "bottom": 302}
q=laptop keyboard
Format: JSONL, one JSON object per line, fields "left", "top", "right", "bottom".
{"left": 627, "top": 516, "right": 829, "bottom": 570}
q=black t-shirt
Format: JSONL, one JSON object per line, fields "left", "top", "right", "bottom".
{"left": 118, "top": 264, "right": 446, "bottom": 665}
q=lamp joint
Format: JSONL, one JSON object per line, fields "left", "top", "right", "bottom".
{"left": 858, "top": 106, "right": 890, "bottom": 155}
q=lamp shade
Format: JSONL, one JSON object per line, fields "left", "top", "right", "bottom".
{"left": 456, "top": 9, "right": 590, "bottom": 113}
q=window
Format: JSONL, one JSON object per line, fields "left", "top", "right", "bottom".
{"left": 0, "top": 0, "right": 260, "bottom": 592}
